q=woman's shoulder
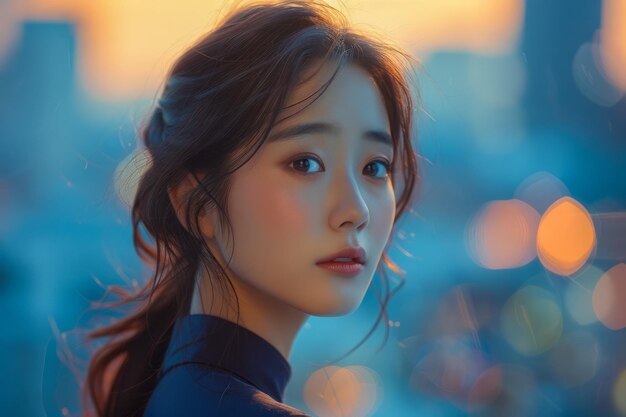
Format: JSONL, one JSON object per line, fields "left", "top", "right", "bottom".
{"left": 142, "top": 364, "right": 313, "bottom": 417}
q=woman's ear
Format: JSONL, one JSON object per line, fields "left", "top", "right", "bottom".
{"left": 167, "top": 172, "right": 217, "bottom": 240}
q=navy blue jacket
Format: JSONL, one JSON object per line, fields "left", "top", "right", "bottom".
{"left": 142, "top": 314, "right": 312, "bottom": 416}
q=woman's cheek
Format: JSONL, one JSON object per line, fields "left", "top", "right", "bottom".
{"left": 250, "top": 180, "right": 313, "bottom": 236}
{"left": 371, "top": 190, "right": 396, "bottom": 240}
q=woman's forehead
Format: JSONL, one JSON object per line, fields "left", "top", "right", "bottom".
{"left": 278, "top": 62, "right": 389, "bottom": 131}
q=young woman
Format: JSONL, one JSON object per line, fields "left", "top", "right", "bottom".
{"left": 80, "top": 1, "right": 420, "bottom": 416}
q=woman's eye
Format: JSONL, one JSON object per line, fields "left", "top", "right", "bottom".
{"left": 290, "top": 156, "right": 323, "bottom": 174}
{"left": 365, "top": 159, "right": 392, "bottom": 179}
{"left": 289, "top": 155, "right": 392, "bottom": 179}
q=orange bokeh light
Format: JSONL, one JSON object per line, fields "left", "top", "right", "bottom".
{"left": 600, "top": 0, "right": 626, "bottom": 91}
{"left": 303, "top": 365, "right": 380, "bottom": 417}
{"left": 465, "top": 199, "right": 540, "bottom": 270}
{"left": 536, "top": 197, "right": 596, "bottom": 276}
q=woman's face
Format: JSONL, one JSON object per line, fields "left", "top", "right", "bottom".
{"left": 204, "top": 60, "right": 396, "bottom": 316}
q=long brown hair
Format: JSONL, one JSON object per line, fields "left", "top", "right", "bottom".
{"left": 76, "top": 1, "right": 421, "bottom": 416}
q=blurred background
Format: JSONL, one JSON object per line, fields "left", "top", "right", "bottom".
{"left": 1, "top": 0, "right": 626, "bottom": 416}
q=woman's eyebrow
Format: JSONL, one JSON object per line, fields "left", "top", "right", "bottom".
{"left": 267, "top": 122, "right": 392, "bottom": 148}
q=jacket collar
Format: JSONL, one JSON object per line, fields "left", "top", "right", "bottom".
{"left": 160, "top": 314, "right": 292, "bottom": 403}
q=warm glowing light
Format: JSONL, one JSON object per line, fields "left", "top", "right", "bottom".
{"left": 303, "top": 365, "right": 381, "bottom": 417}
{"left": 20, "top": 0, "right": 231, "bottom": 100}
{"left": 19, "top": 0, "right": 85, "bottom": 19}
{"left": 514, "top": 171, "right": 570, "bottom": 214}
{"left": 16, "top": 0, "right": 524, "bottom": 100}
{"left": 592, "top": 263, "right": 626, "bottom": 330}
{"left": 0, "top": 0, "right": 21, "bottom": 68}
{"left": 114, "top": 148, "right": 152, "bottom": 209}
{"left": 342, "top": 0, "right": 524, "bottom": 55}
{"left": 536, "top": 197, "right": 596, "bottom": 276}
{"left": 614, "top": 369, "right": 626, "bottom": 415}
{"left": 573, "top": 39, "right": 624, "bottom": 107}
{"left": 564, "top": 265, "right": 603, "bottom": 325}
{"left": 347, "top": 365, "right": 381, "bottom": 414}
{"left": 600, "top": 0, "right": 626, "bottom": 91}
{"left": 549, "top": 331, "right": 599, "bottom": 387}
{"left": 500, "top": 285, "right": 562, "bottom": 356}
{"left": 465, "top": 199, "right": 540, "bottom": 270}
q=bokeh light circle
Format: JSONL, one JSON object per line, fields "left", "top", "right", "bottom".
{"left": 513, "top": 171, "right": 570, "bottom": 214}
{"left": 465, "top": 199, "right": 540, "bottom": 269}
{"left": 303, "top": 365, "right": 381, "bottom": 417}
{"left": 467, "top": 364, "right": 503, "bottom": 412}
{"left": 592, "top": 263, "right": 626, "bottom": 330}
{"left": 536, "top": 197, "right": 596, "bottom": 276}
{"left": 500, "top": 285, "right": 563, "bottom": 356}
{"left": 564, "top": 265, "right": 603, "bottom": 325}
{"left": 572, "top": 40, "right": 624, "bottom": 107}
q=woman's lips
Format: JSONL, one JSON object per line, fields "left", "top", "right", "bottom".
{"left": 316, "top": 261, "right": 364, "bottom": 276}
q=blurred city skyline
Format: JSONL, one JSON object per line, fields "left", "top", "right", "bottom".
{"left": 1, "top": 1, "right": 626, "bottom": 416}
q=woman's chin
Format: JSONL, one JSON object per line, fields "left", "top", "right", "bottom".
{"left": 298, "top": 295, "right": 364, "bottom": 317}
